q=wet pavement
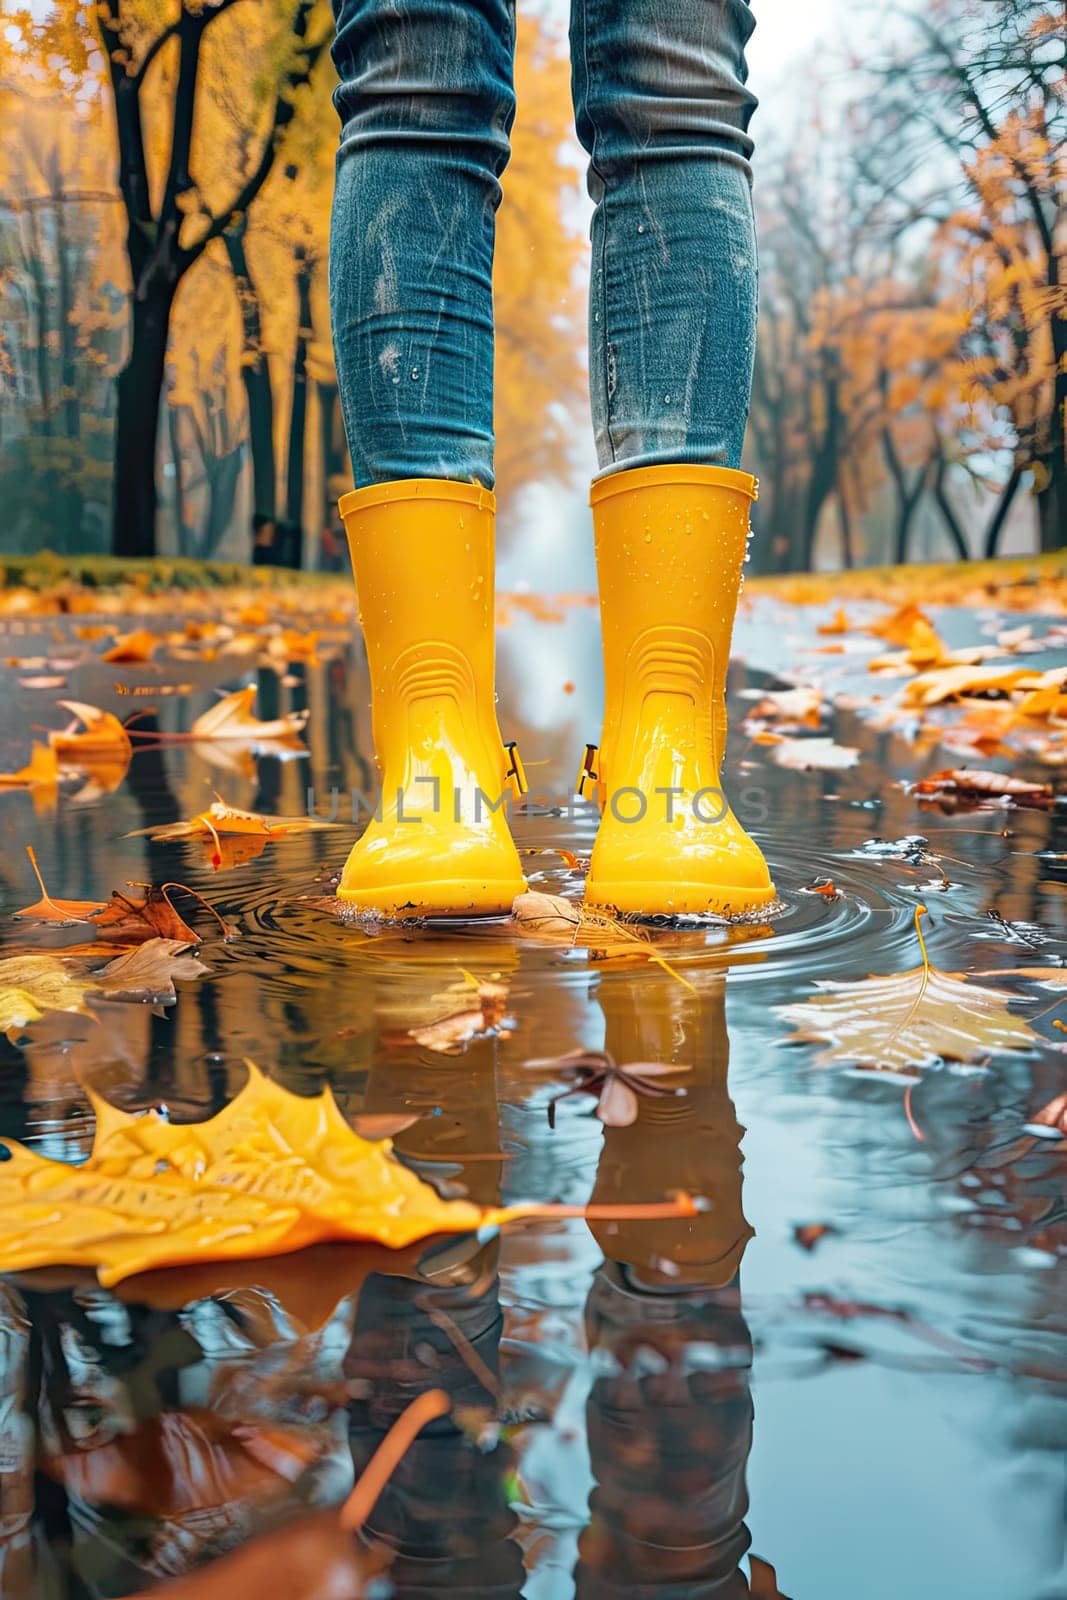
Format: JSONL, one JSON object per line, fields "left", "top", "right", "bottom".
{"left": 0, "top": 587, "right": 1063, "bottom": 1598}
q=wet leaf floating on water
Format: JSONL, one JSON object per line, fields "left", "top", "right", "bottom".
{"left": 771, "top": 736, "right": 860, "bottom": 771}
{"left": 397, "top": 972, "right": 511, "bottom": 1055}
{"left": 510, "top": 891, "right": 697, "bottom": 989}
{"left": 100, "top": 627, "right": 160, "bottom": 663}
{"left": 0, "top": 1064, "right": 700, "bottom": 1284}
{"left": 48, "top": 699, "right": 132, "bottom": 762}
{"left": 912, "top": 769, "right": 1054, "bottom": 807}
{"left": 0, "top": 741, "right": 60, "bottom": 795}
{"left": 0, "top": 938, "right": 208, "bottom": 1037}
{"left": 866, "top": 601, "right": 936, "bottom": 646}
{"left": 0, "top": 954, "right": 96, "bottom": 1033}
{"left": 127, "top": 796, "right": 334, "bottom": 869}
{"left": 900, "top": 663, "right": 1044, "bottom": 707}
{"left": 92, "top": 938, "right": 210, "bottom": 1001}
{"left": 777, "top": 906, "right": 1039, "bottom": 1075}
{"left": 188, "top": 686, "right": 310, "bottom": 743}
{"left": 13, "top": 844, "right": 106, "bottom": 925}
{"left": 525, "top": 1048, "right": 691, "bottom": 1128}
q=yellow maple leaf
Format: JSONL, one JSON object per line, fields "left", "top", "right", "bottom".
{"left": 0, "top": 1064, "right": 698, "bottom": 1286}
{"left": 777, "top": 907, "right": 1038, "bottom": 1074}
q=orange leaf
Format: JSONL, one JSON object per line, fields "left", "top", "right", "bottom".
{"left": 48, "top": 699, "right": 132, "bottom": 764}
{"left": 100, "top": 628, "right": 159, "bottom": 663}
{"left": 13, "top": 845, "right": 106, "bottom": 926}
{"left": 0, "top": 742, "right": 60, "bottom": 793}
{"left": 189, "top": 686, "right": 309, "bottom": 743}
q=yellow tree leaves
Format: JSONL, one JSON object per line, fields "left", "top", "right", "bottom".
{"left": 0, "top": 938, "right": 207, "bottom": 1035}
{"left": 0, "top": 1064, "right": 492, "bottom": 1283}
{"left": 779, "top": 908, "right": 1039, "bottom": 1075}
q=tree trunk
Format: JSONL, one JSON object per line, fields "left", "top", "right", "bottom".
{"left": 983, "top": 464, "right": 1023, "bottom": 559}
{"left": 1036, "top": 457, "right": 1064, "bottom": 556}
{"left": 285, "top": 250, "right": 312, "bottom": 567}
{"left": 932, "top": 458, "right": 970, "bottom": 561}
{"left": 224, "top": 220, "right": 276, "bottom": 522}
{"left": 112, "top": 283, "right": 175, "bottom": 558}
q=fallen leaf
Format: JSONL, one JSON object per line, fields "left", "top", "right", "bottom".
{"left": 793, "top": 1223, "right": 837, "bottom": 1251}
{"left": 100, "top": 627, "right": 159, "bottom": 663}
{"left": 127, "top": 797, "right": 333, "bottom": 868}
{"left": 867, "top": 602, "right": 935, "bottom": 646}
{"left": 0, "top": 1064, "right": 699, "bottom": 1284}
{"left": 510, "top": 891, "right": 698, "bottom": 987}
{"left": 189, "top": 686, "right": 310, "bottom": 743}
{"left": 91, "top": 883, "right": 216, "bottom": 945}
{"left": 399, "top": 975, "right": 510, "bottom": 1055}
{"left": 0, "top": 742, "right": 60, "bottom": 794}
{"left": 777, "top": 906, "right": 1039, "bottom": 1074}
{"left": 48, "top": 699, "right": 132, "bottom": 762}
{"left": 901, "top": 664, "right": 1039, "bottom": 707}
{"left": 912, "top": 769, "right": 1053, "bottom": 806}
{"left": 742, "top": 685, "right": 824, "bottom": 731}
{"left": 91, "top": 937, "right": 209, "bottom": 1001}
{"left": 13, "top": 844, "right": 106, "bottom": 926}
{"left": 525, "top": 1047, "right": 690, "bottom": 1128}
{"left": 0, "top": 953, "right": 96, "bottom": 1033}
{"left": 772, "top": 736, "right": 860, "bottom": 770}
{"left": 817, "top": 606, "right": 853, "bottom": 635}
{"left": 970, "top": 967, "right": 1067, "bottom": 986}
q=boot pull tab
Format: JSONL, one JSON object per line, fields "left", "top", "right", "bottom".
{"left": 576, "top": 743, "right": 605, "bottom": 812}
{"left": 504, "top": 740, "right": 528, "bottom": 797}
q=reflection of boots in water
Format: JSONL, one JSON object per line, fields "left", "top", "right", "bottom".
{"left": 577, "top": 972, "right": 754, "bottom": 1596}
{"left": 586, "top": 971, "right": 752, "bottom": 1286}
{"left": 357, "top": 935, "right": 519, "bottom": 1212}
{"left": 346, "top": 1246, "right": 525, "bottom": 1598}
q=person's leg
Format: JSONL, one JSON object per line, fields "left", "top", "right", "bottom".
{"left": 571, "top": 0, "right": 758, "bottom": 475}
{"left": 328, "top": 2, "right": 527, "bottom": 918}
{"left": 330, "top": 0, "right": 517, "bottom": 488}
{"left": 571, "top": 0, "right": 774, "bottom": 918}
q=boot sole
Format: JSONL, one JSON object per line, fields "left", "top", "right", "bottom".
{"left": 337, "top": 878, "right": 526, "bottom": 919}
{"left": 584, "top": 880, "right": 779, "bottom": 918}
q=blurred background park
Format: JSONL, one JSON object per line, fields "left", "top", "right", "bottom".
{"left": 0, "top": 0, "right": 1062, "bottom": 582}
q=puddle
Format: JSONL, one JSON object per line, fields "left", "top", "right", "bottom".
{"left": 0, "top": 595, "right": 1063, "bottom": 1599}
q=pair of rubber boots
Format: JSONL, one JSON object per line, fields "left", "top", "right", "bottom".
{"left": 337, "top": 466, "right": 775, "bottom": 920}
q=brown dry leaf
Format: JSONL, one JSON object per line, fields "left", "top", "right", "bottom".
{"left": 13, "top": 845, "right": 106, "bottom": 926}
{"left": 912, "top": 769, "right": 1053, "bottom": 805}
{"left": 100, "top": 627, "right": 159, "bottom": 663}
{"left": 91, "top": 884, "right": 203, "bottom": 945}
{"left": 48, "top": 700, "right": 132, "bottom": 763}
{"left": 0, "top": 742, "right": 60, "bottom": 794}
{"left": 772, "top": 736, "right": 859, "bottom": 771}
{"left": 778, "top": 909, "right": 1038, "bottom": 1075}
{"left": 91, "top": 938, "right": 209, "bottom": 1001}
{"left": 189, "top": 686, "right": 310, "bottom": 743}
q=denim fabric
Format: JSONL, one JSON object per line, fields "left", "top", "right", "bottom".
{"left": 330, "top": 1, "right": 758, "bottom": 489}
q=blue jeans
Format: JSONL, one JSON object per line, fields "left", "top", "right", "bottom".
{"left": 330, "top": 0, "right": 758, "bottom": 489}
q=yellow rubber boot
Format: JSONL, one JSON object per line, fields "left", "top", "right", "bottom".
{"left": 581, "top": 464, "right": 776, "bottom": 917}
{"left": 338, "top": 479, "right": 526, "bottom": 917}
